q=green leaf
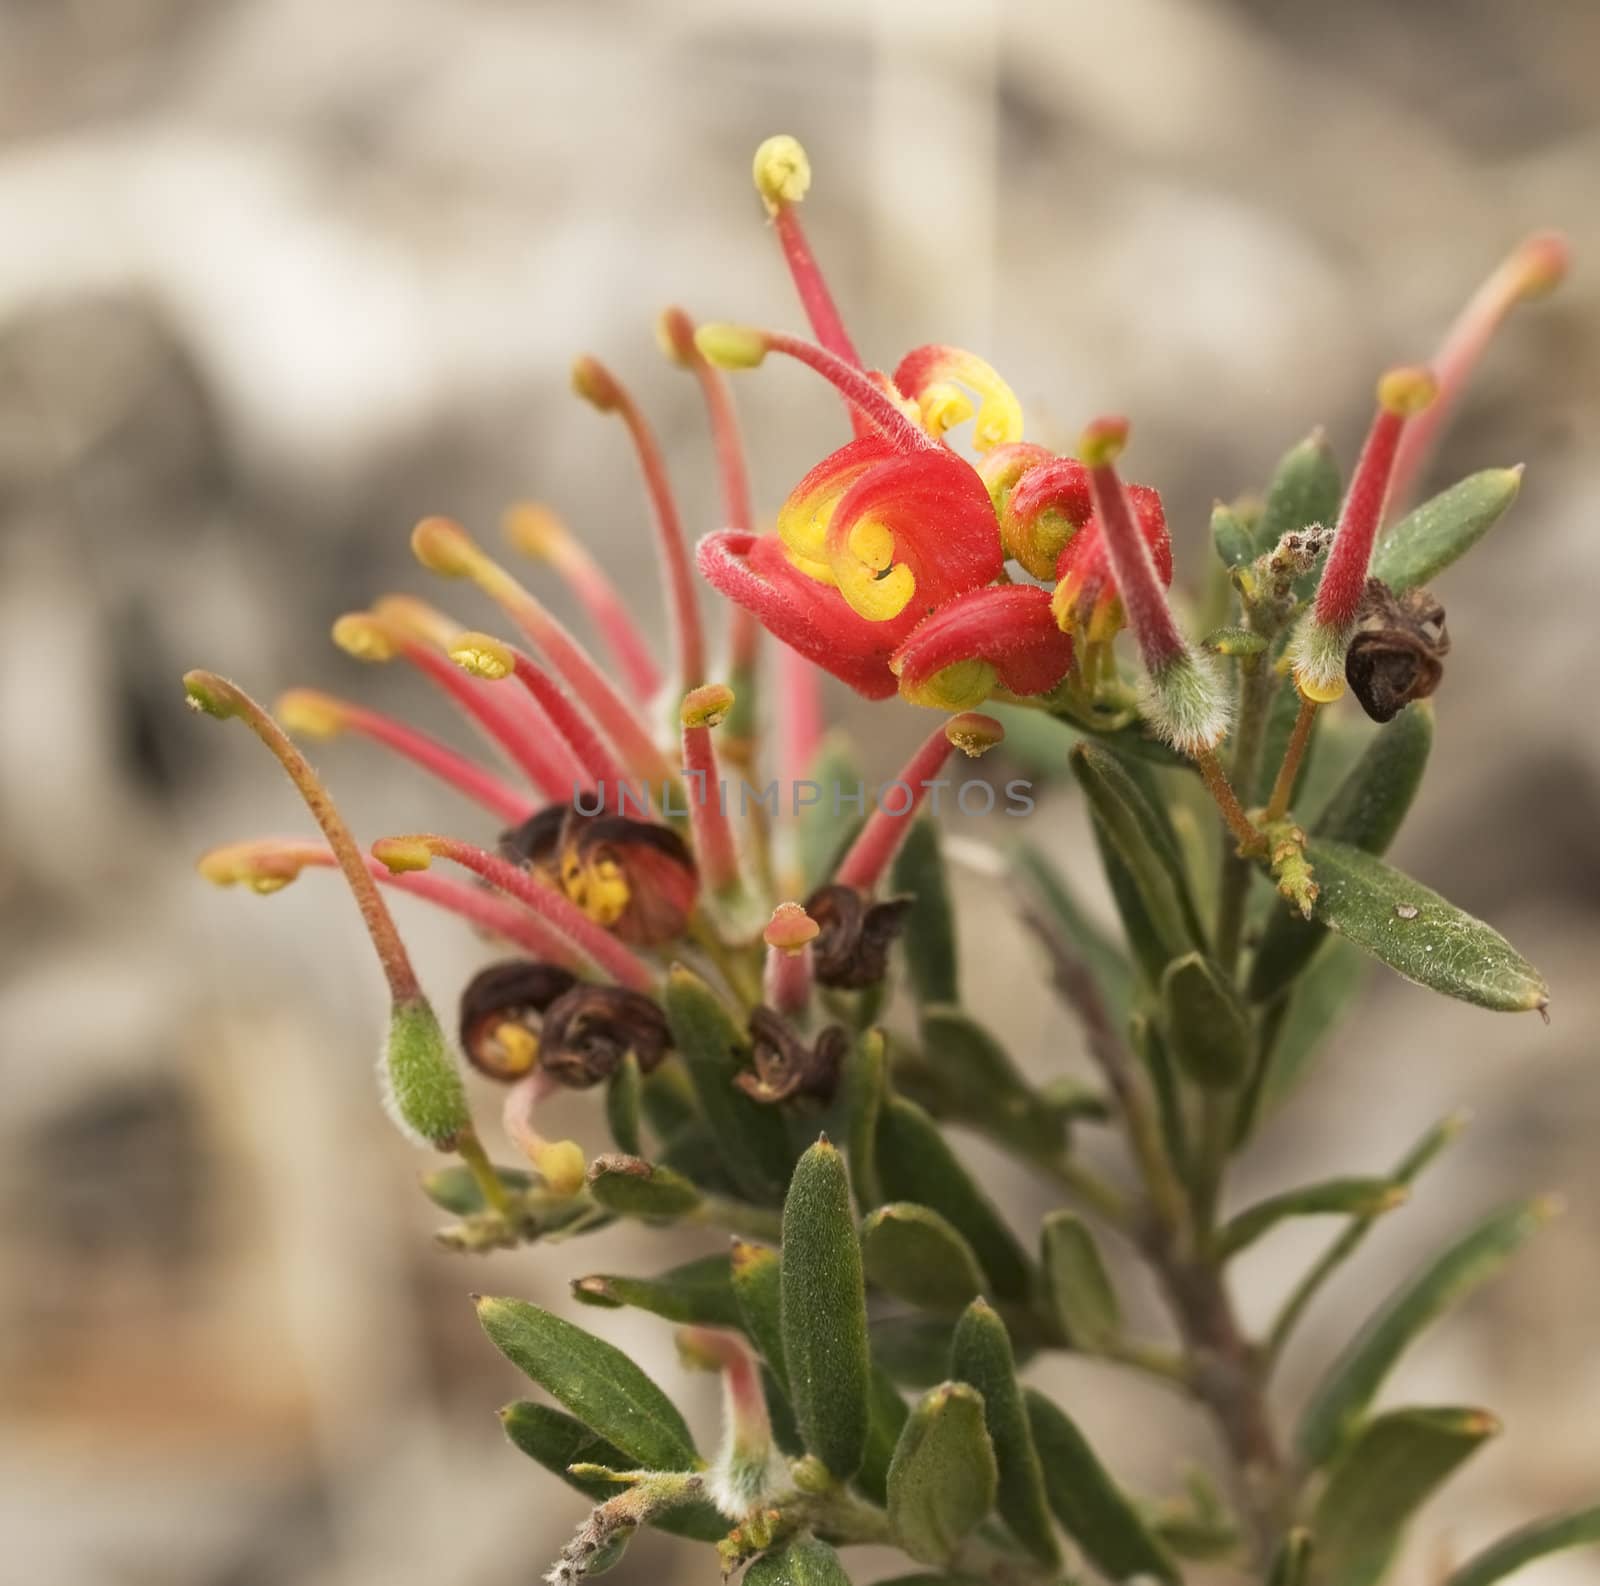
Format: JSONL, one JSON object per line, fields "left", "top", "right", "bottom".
{"left": 421, "top": 1162, "right": 534, "bottom": 1216}
{"left": 781, "top": 1138, "right": 871, "bottom": 1480}
{"left": 585, "top": 1154, "right": 703, "bottom": 1220}
{"left": 1252, "top": 937, "right": 1369, "bottom": 1123}
{"left": 1268, "top": 1528, "right": 1315, "bottom": 1586}
{"left": 640, "top": 1056, "right": 700, "bottom": 1141}
{"left": 1040, "top": 1211, "right": 1122, "bottom": 1350}
{"left": 1211, "top": 502, "right": 1259, "bottom": 569}
{"left": 1217, "top": 1176, "right": 1405, "bottom": 1260}
{"left": 1371, "top": 467, "right": 1523, "bottom": 593}
{"left": 909, "top": 1007, "right": 1067, "bottom": 1159}
{"left": 1443, "top": 1504, "right": 1600, "bottom": 1586}
{"left": 1011, "top": 839, "right": 1134, "bottom": 1028}
{"left": 950, "top": 1301, "right": 1060, "bottom": 1567}
{"left": 1131, "top": 1012, "right": 1189, "bottom": 1174}
{"left": 857, "top": 1364, "right": 912, "bottom": 1506}
{"left": 798, "top": 734, "right": 867, "bottom": 892}
{"left": 1025, "top": 1389, "right": 1178, "bottom": 1582}
{"left": 604, "top": 1052, "right": 643, "bottom": 1156}
{"left": 862, "top": 1203, "right": 988, "bottom": 1314}
{"left": 498, "top": 1401, "right": 726, "bottom": 1541}
{"left": 845, "top": 1027, "right": 887, "bottom": 1212}
{"left": 1297, "top": 1198, "right": 1557, "bottom": 1465}
{"left": 571, "top": 1253, "right": 741, "bottom": 1328}
{"left": 663, "top": 965, "right": 793, "bottom": 1201}
{"left": 1311, "top": 1406, "right": 1499, "bottom": 1586}
{"left": 745, "top": 1536, "right": 855, "bottom": 1586}
{"left": 1160, "top": 951, "right": 1251, "bottom": 1088}
{"left": 476, "top": 1298, "right": 697, "bottom": 1471}
{"left": 871, "top": 1315, "right": 966, "bottom": 1389}
{"left": 1250, "top": 703, "right": 1433, "bottom": 1004}
{"left": 1073, "top": 743, "right": 1205, "bottom": 968}
{"left": 1255, "top": 430, "right": 1342, "bottom": 557}
{"left": 875, "top": 1097, "right": 1034, "bottom": 1303}
{"left": 887, "top": 1382, "right": 999, "bottom": 1565}
{"left": 1204, "top": 624, "right": 1269, "bottom": 656}
{"left": 1301, "top": 838, "right": 1549, "bottom": 1013}
{"left": 730, "top": 1240, "right": 788, "bottom": 1395}
{"left": 892, "top": 818, "right": 960, "bottom": 1004}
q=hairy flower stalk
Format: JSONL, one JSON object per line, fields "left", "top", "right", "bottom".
{"left": 572, "top": 355, "right": 706, "bottom": 689}
{"left": 276, "top": 687, "right": 536, "bottom": 826}
{"left": 503, "top": 502, "right": 663, "bottom": 701}
{"left": 679, "top": 684, "right": 742, "bottom": 897}
{"left": 832, "top": 713, "right": 1004, "bottom": 892}
{"left": 762, "top": 902, "right": 819, "bottom": 1015}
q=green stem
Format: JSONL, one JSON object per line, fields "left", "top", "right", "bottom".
{"left": 1215, "top": 653, "right": 1278, "bottom": 972}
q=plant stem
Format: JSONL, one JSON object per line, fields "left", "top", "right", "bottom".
{"left": 1264, "top": 694, "right": 1319, "bottom": 822}
{"left": 1193, "top": 746, "right": 1265, "bottom": 856}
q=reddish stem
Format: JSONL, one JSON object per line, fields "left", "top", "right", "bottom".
{"left": 507, "top": 650, "right": 634, "bottom": 812}
{"left": 763, "top": 331, "right": 934, "bottom": 453}
{"left": 832, "top": 722, "right": 961, "bottom": 892}
{"left": 681, "top": 720, "right": 741, "bottom": 894}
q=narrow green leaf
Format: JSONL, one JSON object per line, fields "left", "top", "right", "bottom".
{"left": 857, "top": 1364, "right": 911, "bottom": 1506}
{"left": 1212, "top": 502, "right": 1259, "bottom": 568}
{"left": 421, "top": 1162, "right": 533, "bottom": 1216}
{"left": 1255, "top": 430, "right": 1342, "bottom": 556}
{"left": 781, "top": 1138, "right": 870, "bottom": 1480}
{"left": 476, "top": 1297, "right": 697, "bottom": 1471}
{"left": 1254, "top": 937, "right": 1369, "bottom": 1121}
{"left": 498, "top": 1401, "right": 726, "bottom": 1541}
{"left": 1204, "top": 623, "right": 1269, "bottom": 656}
{"left": 1026, "top": 1388, "right": 1178, "bottom": 1583}
{"left": 1160, "top": 951, "right": 1252, "bottom": 1088}
{"left": 1250, "top": 703, "right": 1434, "bottom": 1004}
{"left": 1297, "top": 1198, "right": 1557, "bottom": 1465}
{"left": 731, "top": 1239, "right": 788, "bottom": 1392}
{"left": 1443, "top": 1503, "right": 1600, "bottom": 1586}
{"left": 887, "top": 1382, "right": 999, "bottom": 1565}
{"left": 845, "top": 1027, "right": 887, "bottom": 1212}
{"left": 1268, "top": 1528, "right": 1315, "bottom": 1586}
{"left": 663, "top": 965, "right": 793, "bottom": 1202}
{"left": 1311, "top": 1406, "right": 1499, "bottom": 1586}
{"left": 1073, "top": 743, "right": 1205, "bottom": 967}
{"left": 745, "top": 1535, "right": 855, "bottom": 1586}
{"left": 1371, "top": 467, "right": 1523, "bottom": 593}
{"left": 1217, "top": 1176, "right": 1405, "bottom": 1260}
{"left": 585, "top": 1154, "right": 702, "bottom": 1220}
{"left": 950, "top": 1301, "right": 1060, "bottom": 1567}
{"left": 1012, "top": 839, "right": 1134, "bottom": 1027}
{"left": 875, "top": 1097, "right": 1034, "bottom": 1303}
{"left": 640, "top": 1056, "right": 700, "bottom": 1141}
{"left": 1040, "top": 1211, "right": 1122, "bottom": 1350}
{"left": 604, "top": 1052, "right": 643, "bottom": 1157}
{"left": 892, "top": 818, "right": 960, "bottom": 1004}
{"left": 862, "top": 1203, "right": 988, "bottom": 1314}
{"left": 871, "top": 1315, "right": 965, "bottom": 1389}
{"left": 1302, "top": 838, "right": 1549, "bottom": 1013}
{"left": 1131, "top": 1012, "right": 1189, "bottom": 1174}
{"left": 571, "top": 1253, "right": 741, "bottom": 1328}
{"left": 798, "top": 734, "right": 867, "bottom": 892}
{"left": 911, "top": 1007, "right": 1066, "bottom": 1159}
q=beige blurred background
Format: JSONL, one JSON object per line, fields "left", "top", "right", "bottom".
{"left": 2, "top": 2, "right": 1597, "bottom": 1583}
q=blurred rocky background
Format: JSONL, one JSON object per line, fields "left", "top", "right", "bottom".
{"left": 1, "top": 1, "right": 1597, "bottom": 1583}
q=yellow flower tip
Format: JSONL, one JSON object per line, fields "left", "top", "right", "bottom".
{"left": 1377, "top": 1185, "right": 1411, "bottom": 1214}
{"left": 674, "top": 1326, "right": 732, "bottom": 1375}
{"left": 944, "top": 711, "right": 1005, "bottom": 758}
{"left": 680, "top": 682, "right": 735, "bottom": 730}
{"left": 410, "top": 515, "right": 480, "bottom": 578}
{"left": 1376, "top": 364, "right": 1438, "bottom": 418}
{"left": 372, "top": 594, "right": 461, "bottom": 649}
{"left": 764, "top": 901, "right": 819, "bottom": 954}
{"left": 275, "top": 688, "right": 348, "bottom": 739}
{"left": 183, "top": 669, "right": 242, "bottom": 720}
{"left": 655, "top": 306, "right": 697, "bottom": 367}
{"left": 1510, "top": 231, "right": 1571, "bottom": 300}
{"left": 197, "top": 840, "right": 310, "bottom": 894}
{"left": 502, "top": 501, "right": 572, "bottom": 563}
{"left": 571, "top": 354, "right": 623, "bottom": 412}
{"left": 1078, "top": 415, "right": 1130, "bottom": 469}
{"left": 371, "top": 835, "right": 437, "bottom": 874}
{"left": 694, "top": 323, "right": 768, "bottom": 371}
{"left": 1293, "top": 667, "right": 1348, "bottom": 705}
{"left": 752, "top": 133, "right": 811, "bottom": 214}
{"left": 533, "top": 1137, "right": 587, "bottom": 1198}
{"left": 330, "top": 612, "right": 397, "bottom": 663}
{"left": 448, "top": 631, "right": 515, "bottom": 680}
{"left": 917, "top": 383, "right": 975, "bottom": 439}
{"left": 1532, "top": 1192, "right": 1567, "bottom": 1224}
{"left": 898, "top": 659, "right": 997, "bottom": 714}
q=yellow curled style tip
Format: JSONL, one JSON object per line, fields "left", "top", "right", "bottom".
{"left": 753, "top": 134, "right": 811, "bottom": 214}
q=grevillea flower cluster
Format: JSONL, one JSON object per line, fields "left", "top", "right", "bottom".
{"left": 185, "top": 135, "right": 1589, "bottom": 1586}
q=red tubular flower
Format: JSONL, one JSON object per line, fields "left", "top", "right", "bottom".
{"left": 1050, "top": 483, "right": 1172, "bottom": 644}
{"left": 890, "top": 584, "right": 1074, "bottom": 710}
{"left": 1294, "top": 366, "right": 1438, "bottom": 701}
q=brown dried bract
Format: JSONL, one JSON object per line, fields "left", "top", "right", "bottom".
{"left": 458, "top": 960, "right": 578, "bottom": 1080}
{"left": 1345, "top": 578, "right": 1450, "bottom": 723}
{"left": 804, "top": 883, "right": 913, "bottom": 989}
{"left": 736, "top": 1007, "right": 849, "bottom": 1105}
{"left": 538, "top": 983, "right": 672, "bottom": 1087}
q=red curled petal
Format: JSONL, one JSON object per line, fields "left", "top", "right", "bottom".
{"left": 1003, "top": 455, "right": 1095, "bottom": 578}
{"left": 825, "top": 449, "right": 1005, "bottom": 615}
{"left": 891, "top": 584, "right": 1075, "bottom": 704}
{"left": 1052, "top": 484, "right": 1171, "bottom": 638}
{"left": 697, "top": 530, "right": 901, "bottom": 698}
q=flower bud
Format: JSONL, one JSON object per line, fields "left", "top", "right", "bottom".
{"left": 383, "top": 997, "right": 472, "bottom": 1150}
